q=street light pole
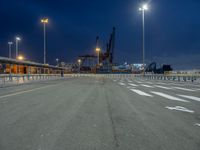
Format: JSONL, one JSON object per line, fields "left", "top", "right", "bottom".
{"left": 96, "top": 47, "right": 101, "bottom": 66}
{"left": 8, "top": 42, "right": 13, "bottom": 59}
{"left": 41, "top": 18, "right": 48, "bottom": 64}
{"left": 15, "top": 37, "right": 21, "bottom": 59}
{"left": 139, "top": 4, "right": 148, "bottom": 74}
{"left": 142, "top": 9, "right": 145, "bottom": 73}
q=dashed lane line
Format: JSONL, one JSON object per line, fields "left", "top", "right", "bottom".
{"left": 154, "top": 85, "right": 173, "bottom": 90}
{"left": 150, "top": 91, "right": 189, "bottom": 103}
{"left": 130, "top": 89, "right": 153, "bottom": 97}
{"left": 177, "top": 95, "right": 200, "bottom": 102}
{"left": 194, "top": 123, "right": 200, "bottom": 127}
{"left": 128, "top": 83, "right": 138, "bottom": 87}
{"left": 140, "top": 84, "right": 154, "bottom": 88}
{"left": 119, "top": 82, "right": 126, "bottom": 86}
{"left": 172, "top": 87, "right": 196, "bottom": 92}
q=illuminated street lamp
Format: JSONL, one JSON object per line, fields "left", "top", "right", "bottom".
{"left": 139, "top": 3, "right": 149, "bottom": 74}
{"left": 78, "top": 59, "right": 82, "bottom": 72}
{"left": 95, "top": 47, "right": 101, "bottom": 65}
{"left": 8, "top": 41, "right": 13, "bottom": 58}
{"left": 41, "top": 18, "right": 49, "bottom": 64}
{"left": 15, "top": 36, "right": 21, "bottom": 59}
{"left": 17, "top": 55, "right": 24, "bottom": 61}
{"left": 56, "top": 58, "right": 59, "bottom": 66}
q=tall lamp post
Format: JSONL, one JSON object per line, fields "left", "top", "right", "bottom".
{"left": 15, "top": 37, "right": 21, "bottom": 59}
{"left": 41, "top": 18, "right": 48, "bottom": 64}
{"left": 8, "top": 42, "right": 13, "bottom": 59}
{"left": 139, "top": 4, "right": 148, "bottom": 74}
{"left": 96, "top": 47, "right": 101, "bottom": 66}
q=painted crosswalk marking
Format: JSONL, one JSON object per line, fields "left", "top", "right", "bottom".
{"left": 119, "top": 82, "right": 126, "bottom": 86}
{"left": 151, "top": 91, "right": 189, "bottom": 102}
{"left": 154, "top": 85, "right": 173, "bottom": 90}
{"left": 177, "top": 95, "right": 200, "bottom": 102}
{"left": 165, "top": 106, "right": 194, "bottom": 113}
{"left": 173, "top": 87, "right": 196, "bottom": 92}
{"left": 130, "top": 89, "right": 153, "bottom": 97}
{"left": 194, "top": 123, "right": 200, "bottom": 127}
{"left": 128, "top": 83, "right": 138, "bottom": 87}
{"left": 140, "top": 84, "right": 154, "bottom": 88}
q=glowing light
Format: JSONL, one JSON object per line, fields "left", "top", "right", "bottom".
{"left": 16, "top": 37, "right": 21, "bottom": 41}
{"left": 41, "top": 18, "right": 49, "bottom": 23}
{"left": 17, "top": 55, "right": 24, "bottom": 60}
{"left": 139, "top": 4, "right": 149, "bottom": 11}
{"left": 96, "top": 47, "right": 101, "bottom": 52}
{"left": 78, "top": 59, "right": 81, "bottom": 63}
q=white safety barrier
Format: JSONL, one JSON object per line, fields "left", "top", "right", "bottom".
{"left": 65, "top": 73, "right": 200, "bottom": 83}
{"left": 0, "top": 74, "right": 63, "bottom": 87}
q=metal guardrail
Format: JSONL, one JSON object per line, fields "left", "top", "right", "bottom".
{"left": 0, "top": 74, "right": 63, "bottom": 87}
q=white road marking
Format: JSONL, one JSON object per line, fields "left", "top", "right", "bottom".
{"left": 119, "top": 82, "right": 126, "bottom": 86}
{"left": 135, "top": 81, "right": 143, "bottom": 84}
{"left": 156, "top": 82, "right": 168, "bottom": 85}
{"left": 151, "top": 91, "right": 189, "bottom": 102}
{"left": 140, "top": 84, "right": 154, "bottom": 88}
{"left": 127, "top": 86, "right": 135, "bottom": 89}
{"left": 165, "top": 106, "right": 194, "bottom": 113}
{"left": 173, "top": 87, "right": 196, "bottom": 92}
{"left": 128, "top": 83, "right": 138, "bottom": 87}
{"left": 177, "top": 95, "right": 200, "bottom": 102}
{"left": 130, "top": 89, "right": 153, "bottom": 97}
{"left": 145, "top": 82, "right": 153, "bottom": 84}
{"left": 194, "top": 123, "right": 200, "bottom": 127}
{"left": 0, "top": 84, "right": 61, "bottom": 100}
{"left": 154, "top": 85, "right": 173, "bottom": 90}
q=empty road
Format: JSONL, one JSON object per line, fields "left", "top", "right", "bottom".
{"left": 0, "top": 76, "right": 200, "bottom": 150}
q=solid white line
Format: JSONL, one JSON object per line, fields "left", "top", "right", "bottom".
{"left": 177, "top": 95, "right": 200, "bottom": 102}
{"left": 173, "top": 87, "right": 196, "bottom": 92}
{"left": 154, "top": 85, "right": 173, "bottom": 90}
{"left": 128, "top": 83, "right": 138, "bottom": 87}
{"left": 0, "top": 84, "right": 61, "bottom": 99}
{"left": 140, "top": 84, "right": 154, "bottom": 88}
{"left": 166, "top": 106, "right": 194, "bottom": 113}
{"left": 151, "top": 91, "right": 189, "bottom": 102}
{"left": 130, "top": 89, "right": 153, "bottom": 97}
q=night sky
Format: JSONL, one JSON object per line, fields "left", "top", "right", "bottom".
{"left": 0, "top": 0, "right": 200, "bottom": 70}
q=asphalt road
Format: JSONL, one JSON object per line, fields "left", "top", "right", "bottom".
{"left": 0, "top": 76, "right": 200, "bottom": 150}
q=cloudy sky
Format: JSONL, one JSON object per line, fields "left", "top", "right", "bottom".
{"left": 0, "top": 0, "right": 200, "bottom": 70}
